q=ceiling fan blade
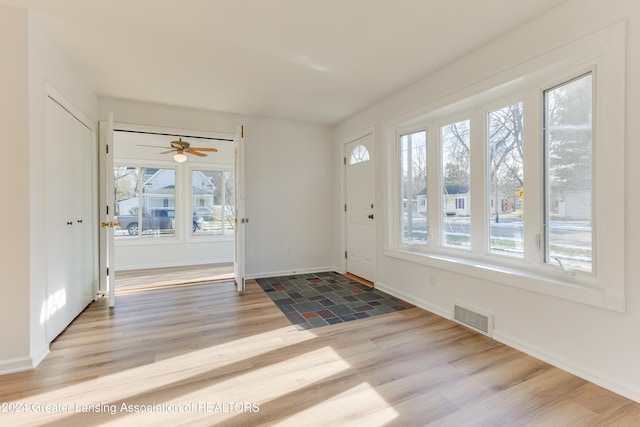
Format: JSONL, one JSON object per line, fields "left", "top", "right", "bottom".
{"left": 186, "top": 150, "right": 207, "bottom": 157}
{"left": 159, "top": 149, "right": 176, "bottom": 154}
{"left": 138, "top": 144, "right": 170, "bottom": 149}
{"left": 189, "top": 147, "right": 218, "bottom": 152}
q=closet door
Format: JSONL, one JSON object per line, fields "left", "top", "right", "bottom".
{"left": 45, "top": 97, "right": 94, "bottom": 342}
{"left": 76, "top": 122, "right": 94, "bottom": 306}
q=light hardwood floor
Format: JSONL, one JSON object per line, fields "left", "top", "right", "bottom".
{"left": 2, "top": 280, "right": 639, "bottom": 426}
{"left": 115, "top": 263, "right": 233, "bottom": 292}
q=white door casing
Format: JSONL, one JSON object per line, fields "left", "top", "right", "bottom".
{"left": 345, "top": 133, "right": 376, "bottom": 282}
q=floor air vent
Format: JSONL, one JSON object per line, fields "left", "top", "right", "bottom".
{"left": 453, "top": 303, "right": 493, "bottom": 337}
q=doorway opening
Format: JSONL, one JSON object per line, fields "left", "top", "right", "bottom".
{"left": 110, "top": 128, "right": 235, "bottom": 292}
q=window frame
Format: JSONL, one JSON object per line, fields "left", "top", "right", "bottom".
{"left": 113, "top": 161, "right": 180, "bottom": 242}
{"left": 349, "top": 144, "right": 371, "bottom": 165}
{"left": 384, "top": 21, "right": 626, "bottom": 312}
{"left": 542, "top": 71, "right": 595, "bottom": 275}
{"left": 439, "top": 116, "right": 472, "bottom": 251}
{"left": 485, "top": 99, "right": 526, "bottom": 260}
{"left": 396, "top": 126, "right": 430, "bottom": 249}
{"left": 188, "top": 165, "right": 235, "bottom": 240}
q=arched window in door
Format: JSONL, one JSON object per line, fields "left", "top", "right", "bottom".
{"left": 349, "top": 144, "right": 370, "bottom": 165}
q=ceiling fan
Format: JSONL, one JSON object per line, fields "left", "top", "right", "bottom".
{"left": 138, "top": 138, "right": 218, "bottom": 163}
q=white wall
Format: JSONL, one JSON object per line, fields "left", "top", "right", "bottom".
{"left": 0, "top": 4, "right": 31, "bottom": 373}
{"left": 99, "top": 98, "right": 336, "bottom": 278}
{"left": 335, "top": 0, "right": 640, "bottom": 402}
{"left": 243, "top": 117, "right": 335, "bottom": 277}
{"left": 0, "top": 6, "right": 99, "bottom": 374}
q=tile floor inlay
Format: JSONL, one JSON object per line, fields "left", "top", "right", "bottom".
{"left": 256, "top": 272, "right": 415, "bottom": 330}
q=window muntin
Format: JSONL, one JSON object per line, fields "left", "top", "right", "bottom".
{"left": 544, "top": 73, "right": 593, "bottom": 273}
{"left": 487, "top": 102, "right": 524, "bottom": 257}
{"left": 441, "top": 119, "right": 471, "bottom": 249}
{"left": 400, "top": 130, "right": 428, "bottom": 244}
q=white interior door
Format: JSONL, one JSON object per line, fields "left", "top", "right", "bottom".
{"left": 233, "top": 125, "right": 246, "bottom": 293}
{"left": 346, "top": 133, "right": 376, "bottom": 282}
{"left": 99, "top": 113, "right": 116, "bottom": 307}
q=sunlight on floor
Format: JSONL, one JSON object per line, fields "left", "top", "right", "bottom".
{"left": 2, "top": 326, "right": 383, "bottom": 425}
{"left": 274, "top": 382, "right": 399, "bottom": 426}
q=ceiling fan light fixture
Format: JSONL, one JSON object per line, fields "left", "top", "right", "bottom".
{"left": 173, "top": 152, "right": 187, "bottom": 163}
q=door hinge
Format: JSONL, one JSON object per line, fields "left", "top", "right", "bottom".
{"left": 106, "top": 144, "right": 109, "bottom": 154}
{"left": 344, "top": 204, "right": 347, "bottom": 212}
{"left": 345, "top": 251, "right": 348, "bottom": 259}
{"left": 343, "top": 157, "right": 346, "bottom": 165}
{"left": 106, "top": 206, "right": 109, "bottom": 215}
{"left": 106, "top": 267, "right": 109, "bottom": 276}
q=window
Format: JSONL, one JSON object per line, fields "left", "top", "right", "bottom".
{"left": 544, "top": 73, "right": 593, "bottom": 273}
{"left": 441, "top": 119, "right": 471, "bottom": 248}
{"left": 385, "top": 22, "right": 625, "bottom": 310}
{"left": 114, "top": 167, "right": 176, "bottom": 238}
{"left": 349, "top": 144, "right": 370, "bottom": 164}
{"left": 488, "top": 102, "right": 524, "bottom": 257}
{"left": 192, "top": 170, "right": 235, "bottom": 236}
{"left": 400, "top": 130, "right": 428, "bottom": 244}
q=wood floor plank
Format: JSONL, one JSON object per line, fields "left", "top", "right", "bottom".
{"left": 115, "top": 263, "right": 233, "bottom": 292}
{"left": 0, "top": 279, "right": 638, "bottom": 426}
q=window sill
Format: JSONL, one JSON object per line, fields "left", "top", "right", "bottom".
{"left": 384, "top": 248, "right": 624, "bottom": 312}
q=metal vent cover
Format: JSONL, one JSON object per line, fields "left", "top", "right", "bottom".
{"left": 453, "top": 303, "right": 493, "bottom": 337}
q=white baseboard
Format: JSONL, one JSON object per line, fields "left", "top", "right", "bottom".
{"left": 31, "top": 344, "right": 50, "bottom": 369}
{"left": 246, "top": 266, "right": 341, "bottom": 280}
{"left": 375, "top": 281, "right": 640, "bottom": 404}
{"left": 493, "top": 330, "right": 640, "bottom": 404}
{"left": 0, "top": 357, "right": 32, "bottom": 376}
{"left": 375, "top": 281, "right": 452, "bottom": 320}
{"left": 0, "top": 346, "right": 49, "bottom": 375}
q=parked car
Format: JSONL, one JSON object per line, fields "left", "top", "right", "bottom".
{"left": 116, "top": 208, "right": 204, "bottom": 235}
{"left": 193, "top": 206, "right": 214, "bottom": 221}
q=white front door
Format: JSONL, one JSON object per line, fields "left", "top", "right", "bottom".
{"left": 233, "top": 125, "right": 246, "bottom": 293}
{"left": 345, "top": 133, "right": 375, "bottom": 282}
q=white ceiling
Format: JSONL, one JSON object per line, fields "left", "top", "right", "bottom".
{"left": 7, "top": 0, "right": 567, "bottom": 125}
